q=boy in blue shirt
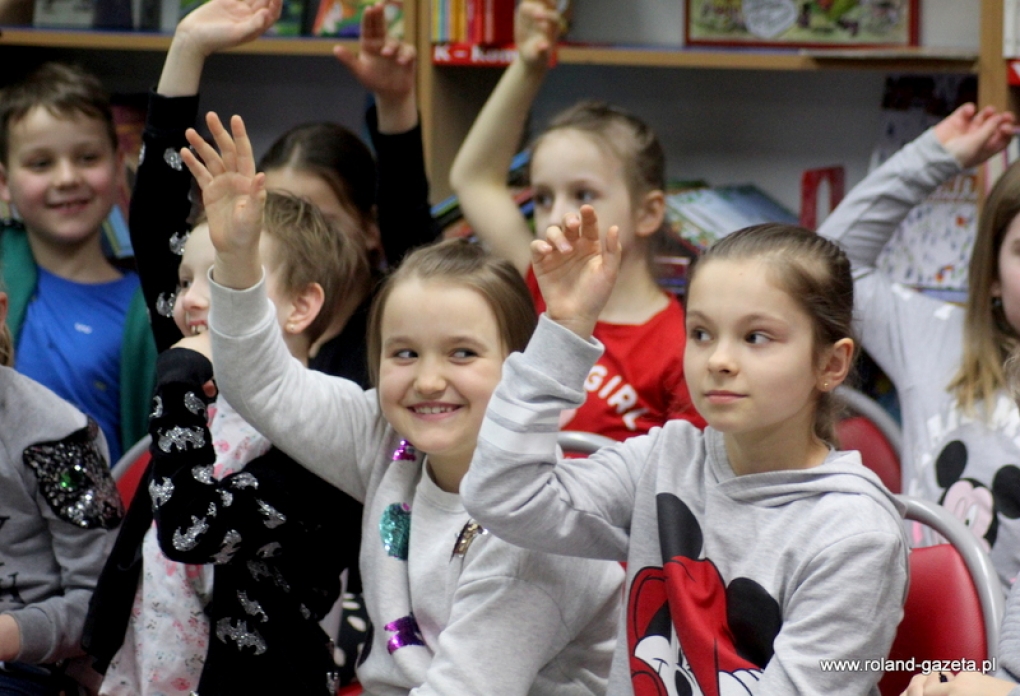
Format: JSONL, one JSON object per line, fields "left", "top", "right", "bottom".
{"left": 0, "top": 62, "right": 155, "bottom": 463}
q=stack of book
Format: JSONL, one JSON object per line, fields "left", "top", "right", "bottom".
{"left": 432, "top": 0, "right": 513, "bottom": 46}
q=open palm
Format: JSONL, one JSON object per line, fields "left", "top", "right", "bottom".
{"left": 176, "top": 0, "right": 283, "bottom": 55}
{"left": 334, "top": 2, "right": 415, "bottom": 103}
{"left": 532, "top": 205, "right": 620, "bottom": 337}
{"left": 181, "top": 111, "right": 266, "bottom": 256}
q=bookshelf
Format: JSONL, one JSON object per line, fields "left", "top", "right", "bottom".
{"left": 0, "top": 0, "right": 1011, "bottom": 207}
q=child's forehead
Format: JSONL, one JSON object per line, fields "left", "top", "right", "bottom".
{"left": 384, "top": 278, "right": 497, "bottom": 329}
{"left": 7, "top": 105, "right": 112, "bottom": 148}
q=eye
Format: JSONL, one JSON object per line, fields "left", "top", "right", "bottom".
{"left": 178, "top": 278, "right": 193, "bottom": 291}
{"left": 26, "top": 159, "right": 50, "bottom": 171}
{"left": 688, "top": 327, "right": 710, "bottom": 342}
{"left": 746, "top": 331, "right": 770, "bottom": 345}
{"left": 78, "top": 152, "right": 101, "bottom": 165}
{"left": 451, "top": 348, "right": 478, "bottom": 360}
{"left": 575, "top": 188, "right": 597, "bottom": 204}
{"left": 392, "top": 349, "right": 416, "bottom": 360}
{"left": 533, "top": 190, "right": 552, "bottom": 209}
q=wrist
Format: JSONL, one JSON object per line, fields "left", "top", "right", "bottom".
{"left": 0, "top": 614, "right": 21, "bottom": 661}
{"left": 158, "top": 38, "right": 206, "bottom": 96}
{"left": 374, "top": 92, "right": 418, "bottom": 134}
{"left": 544, "top": 311, "right": 597, "bottom": 341}
{"left": 212, "top": 251, "right": 263, "bottom": 291}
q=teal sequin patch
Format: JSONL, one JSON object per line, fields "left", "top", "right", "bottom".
{"left": 380, "top": 503, "right": 411, "bottom": 560}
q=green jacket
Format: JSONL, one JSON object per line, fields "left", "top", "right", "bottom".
{"left": 1, "top": 222, "right": 157, "bottom": 460}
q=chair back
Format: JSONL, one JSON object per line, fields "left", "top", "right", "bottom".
{"left": 111, "top": 434, "right": 152, "bottom": 508}
{"left": 878, "top": 495, "right": 1005, "bottom": 696}
{"left": 835, "top": 386, "right": 903, "bottom": 493}
{"left": 557, "top": 430, "right": 617, "bottom": 456}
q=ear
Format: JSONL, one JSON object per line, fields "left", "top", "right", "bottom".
{"left": 816, "top": 337, "right": 854, "bottom": 393}
{"left": 0, "top": 162, "right": 10, "bottom": 203}
{"left": 0, "top": 291, "right": 8, "bottom": 325}
{"left": 992, "top": 279, "right": 1003, "bottom": 298}
{"left": 283, "top": 282, "right": 325, "bottom": 335}
{"left": 634, "top": 189, "right": 666, "bottom": 239}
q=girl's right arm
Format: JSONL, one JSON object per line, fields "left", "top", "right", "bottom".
{"left": 130, "top": 0, "right": 282, "bottom": 353}
{"left": 462, "top": 207, "right": 647, "bottom": 557}
{"left": 448, "top": 0, "right": 560, "bottom": 275}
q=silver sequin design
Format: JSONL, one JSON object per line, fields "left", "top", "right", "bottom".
{"left": 184, "top": 392, "right": 206, "bottom": 418}
{"left": 158, "top": 426, "right": 205, "bottom": 453}
{"left": 149, "top": 477, "right": 174, "bottom": 508}
{"left": 327, "top": 673, "right": 340, "bottom": 694}
{"left": 155, "top": 292, "right": 176, "bottom": 318}
{"left": 173, "top": 515, "right": 210, "bottom": 552}
{"left": 138, "top": 142, "right": 146, "bottom": 165}
{"left": 256, "top": 542, "right": 281, "bottom": 559}
{"left": 219, "top": 489, "right": 234, "bottom": 507}
{"left": 206, "top": 502, "right": 217, "bottom": 517}
{"left": 212, "top": 529, "right": 242, "bottom": 564}
{"left": 247, "top": 560, "right": 291, "bottom": 592}
{"left": 256, "top": 500, "right": 286, "bottom": 529}
{"left": 23, "top": 419, "right": 123, "bottom": 529}
{"left": 151, "top": 395, "right": 164, "bottom": 419}
{"left": 230, "top": 473, "right": 258, "bottom": 490}
{"left": 192, "top": 464, "right": 214, "bottom": 484}
{"left": 300, "top": 604, "right": 311, "bottom": 620}
{"left": 237, "top": 590, "right": 268, "bottom": 623}
{"left": 169, "top": 231, "right": 189, "bottom": 256}
{"left": 163, "top": 147, "right": 183, "bottom": 171}
{"left": 215, "top": 618, "right": 266, "bottom": 655}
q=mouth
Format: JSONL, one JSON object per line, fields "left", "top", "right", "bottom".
{"left": 704, "top": 390, "right": 745, "bottom": 404}
{"left": 408, "top": 403, "right": 462, "bottom": 417}
{"left": 187, "top": 322, "right": 208, "bottom": 336}
{"left": 48, "top": 198, "right": 91, "bottom": 213}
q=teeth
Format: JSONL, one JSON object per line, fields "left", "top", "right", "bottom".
{"left": 190, "top": 324, "right": 207, "bottom": 336}
{"left": 414, "top": 405, "right": 456, "bottom": 415}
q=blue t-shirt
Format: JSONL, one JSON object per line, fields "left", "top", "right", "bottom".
{"left": 14, "top": 267, "right": 140, "bottom": 463}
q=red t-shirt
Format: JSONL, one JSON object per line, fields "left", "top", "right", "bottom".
{"left": 526, "top": 268, "right": 706, "bottom": 441}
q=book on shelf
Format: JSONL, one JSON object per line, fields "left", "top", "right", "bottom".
{"left": 664, "top": 183, "right": 799, "bottom": 253}
{"left": 311, "top": 0, "right": 402, "bottom": 38}
{"left": 432, "top": 0, "right": 570, "bottom": 63}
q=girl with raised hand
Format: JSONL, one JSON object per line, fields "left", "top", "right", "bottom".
{"left": 461, "top": 207, "right": 910, "bottom": 695}
{"left": 449, "top": 0, "right": 704, "bottom": 441}
{"left": 189, "top": 112, "right": 623, "bottom": 696}
{"left": 815, "top": 103, "right": 1019, "bottom": 590}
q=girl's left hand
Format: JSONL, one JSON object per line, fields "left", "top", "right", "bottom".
{"left": 532, "top": 204, "right": 620, "bottom": 340}
{"left": 333, "top": 1, "right": 415, "bottom": 105}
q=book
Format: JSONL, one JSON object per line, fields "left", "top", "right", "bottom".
{"left": 32, "top": 0, "right": 93, "bottom": 28}
{"left": 664, "top": 183, "right": 799, "bottom": 252}
{"left": 312, "top": 0, "right": 402, "bottom": 38}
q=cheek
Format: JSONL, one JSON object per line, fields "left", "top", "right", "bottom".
{"left": 172, "top": 295, "right": 187, "bottom": 335}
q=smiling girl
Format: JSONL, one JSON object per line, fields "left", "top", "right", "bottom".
{"left": 461, "top": 209, "right": 910, "bottom": 695}
{"left": 189, "top": 115, "right": 623, "bottom": 695}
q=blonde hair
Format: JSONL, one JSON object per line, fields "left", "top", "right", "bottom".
{"left": 947, "top": 161, "right": 1020, "bottom": 415}
{"left": 0, "top": 320, "right": 12, "bottom": 367}
{"left": 261, "top": 191, "right": 370, "bottom": 343}
{"left": 689, "top": 224, "right": 857, "bottom": 447}
{"left": 366, "top": 239, "right": 536, "bottom": 387}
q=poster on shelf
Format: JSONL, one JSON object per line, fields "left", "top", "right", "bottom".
{"left": 311, "top": 0, "right": 402, "bottom": 38}
{"left": 685, "top": 0, "right": 918, "bottom": 49}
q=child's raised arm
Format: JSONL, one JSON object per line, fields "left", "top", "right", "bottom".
{"left": 449, "top": 0, "right": 560, "bottom": 274}
{"left": 181, "top": 112, "right": 267, "bottom": 291}
{"left": 533, "top": 205, "right": 621, "bottom": 340}
{"left": 158, "top": 0, "right": 282, "bottom": 96}
{"left": 333, "top": 0, "right": 416, "bottom": 134}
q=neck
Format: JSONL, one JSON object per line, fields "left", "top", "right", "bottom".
{"left": 723, "top": 410, "right": 829, "bottom": 476}
{"left": 309, "top": 283, "right": 370, "bottom": 358}
{"left": 426, "top": 452, "right": 470, "bottom": 494}
{"left": 28, "top": 231, "right": 120, "bottom": 283}
{"left": 598, "top": 250, "right": 668, "bottom": 324}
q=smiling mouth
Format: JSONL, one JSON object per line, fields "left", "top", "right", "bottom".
{"left": 188, "top": 323, "right": 207, "bottom": 336}
{"left": 410, "top": 404, "right": 461, "bottom": 415}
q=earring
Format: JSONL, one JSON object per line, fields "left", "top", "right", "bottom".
{"left": 822, "top": 380, "right": 830, "bottom": 391}
{"left": 286, "top": 322, "right": 297, "bottom": 334}
{"left": 993, "top": 297, "right": 1004, "bottom": 310}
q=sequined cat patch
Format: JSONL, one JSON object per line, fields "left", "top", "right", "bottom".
{"left": 23, "top": 418, "right": 123, "bottom": 529}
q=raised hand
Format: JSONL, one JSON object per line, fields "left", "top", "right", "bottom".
{"left": 515, "top": 0, "right": 560, "bottom": 69}
{"left": 175, "top": 0, "right": 282, "bottom": 58}
{"left": 334, "top": 1, "right": 415, "bottom": 108}
{"left": 532, "top": 205, "right": 621, "bottom": 340}
{"left": 933, "top": 102, "right": 1017, "bottom": 170}
{"left": 181, "top": 112, "right": 266, "bottom": 289}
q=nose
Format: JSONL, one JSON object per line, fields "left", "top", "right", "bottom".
{"left": 414, "top": 355, "right": 447, "bottom": 397}
{"left": 180, "top": 279, "right": 209, "bottom": 312}
{"left": 706, "top": 339, "right": 737, "bottom": 375}
{"left": 548, "top": 196, "right": 578, "bottom": 230}
{"left": 52, "top": 157, "right": 82, "bottom": 187}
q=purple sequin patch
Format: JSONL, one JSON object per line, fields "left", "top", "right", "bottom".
{"left": 392, "top": 440, "right": 417, "bottom": 461}
{"left": 384, "top": 614, "right": 424, "bottom": 654}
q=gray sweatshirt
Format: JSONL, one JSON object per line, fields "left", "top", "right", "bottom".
{"left": 817, "top": 128, "right": 1020, "bottom": 592}
{"left": 996, "top": 579, "right": 1020, "bottom": 693}
{"left": 461, "top": 316, "right": 910, "bottom": 696}
{"left": 207, "top": 277, "right": 624, "bottom": 696}
{"left": 0, "top": 365, "right": 121, "bottom": 663}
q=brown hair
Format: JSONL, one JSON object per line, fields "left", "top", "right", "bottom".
{"left": 261, "top": 191, "right": 370, "bottom": 343}
{"left": 688, "top": 223, "right": 857, "bottom": 446}
{"left": 258, "top": 123, "right": 380, "bottom": 265}
{"left": 947, "top": 160, "right": 1020, "bottom": 414}
{"left": 0, "top": 62, "right": 118, "bottom": 164}
{"left": 366, "top": 238, "right": 536, "bottom": 386}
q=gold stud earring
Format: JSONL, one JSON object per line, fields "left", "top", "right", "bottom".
{"left": 286, "top": 322, "right": 296, "bottom": 334}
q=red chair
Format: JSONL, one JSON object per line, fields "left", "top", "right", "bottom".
{"left": 878, "top": 495, "right": 1005, "bottom": 696}
{"left": 835, "top": 386, "right": 903, "bottom": 493}
{"left": 557, "top": 430, "right": 617, "bottom": 456}
{"left": 111, "top": 434, "right": 151, "bottom": 508}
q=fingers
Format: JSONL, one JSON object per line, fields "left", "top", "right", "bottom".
{"left": 180, "top": 144, "right": 212, "bottom": 189}
{"left": 529, "top": 237, "right": 555, "bottom": 264}
{"left": 544, "top": 223, "right": 572, "bottom": 254}
{"left": 206, "top": 111, "right": 237, "bottom": 174}
{"left": 333, "top": 43, "right": 358, "bottom": 70}
{"left": 230, "top": 114, "right": 257, "bottom": 177}
{"left": 362, "top": 1, "right": 385, "bottom": 39}
{"left": 578, "top": 205, "right": 599, "bottom": 242}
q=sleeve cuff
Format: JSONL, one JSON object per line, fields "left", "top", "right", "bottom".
{"left": 208, "top": 268, "right": 276, "bottom": 339}
{"left": 519, "top": 314, "right": 604, "bottom": 390}
{"left": 146, "top": 91, "right": 200, "bottom": 132}
{"left": 7, "top": 608, "right": 56, "bottom": 663}
{"left": 156, "top": 348, "right": 214, "bottom": 388}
